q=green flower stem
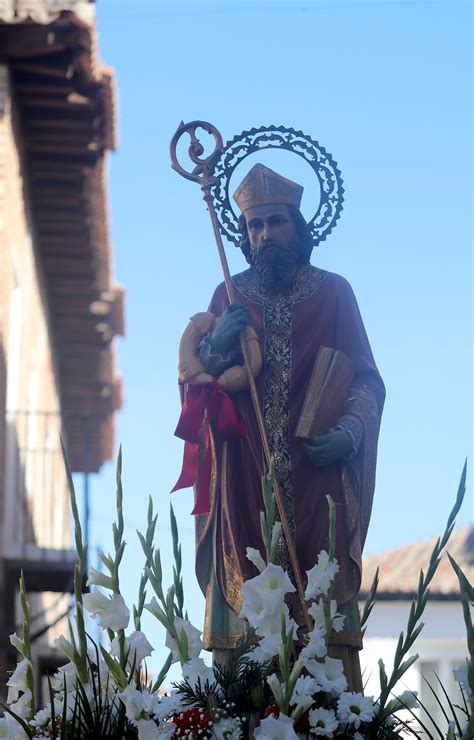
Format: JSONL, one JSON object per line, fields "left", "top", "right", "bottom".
{"left": 261, "top": 466, "right": 276, "bottom": 563}
{"left": 111, "top": 449, "right": 127, "bottom": 670}
{"left": 278, "top": 612, "right": 300, "bottom": 715}
{"left": 170, "top": 505, "right": 184, "bottom": 618}
{"left": 61, "top": 438, "right": 88, "bottom": 684}
{"left": 321, "top": 595, "right": 332, "bottom": 651}
{"left": 360, "top": 566, "right": 380, "bottom": 639}
{"left": 321, "top": 495, "right": 337, "bottom": 650}
{"left": 151, "top": 652, "right": 173, "bottom": 693}
{"left": 326, "top": 495, "right": 336, "bottom": 562}
{"left": 18, "top": 573, "right": 35, "bottom": 720}
{"left": 376, "top": 462, "right": 467, "bottom": 722}
{"left": 134, "top": 496, "right": 157, "bottom": 631}
{"left": 447, "top": 554, "right": 474, "bottom": 740}
{"left": 138, "top": 500, "right": 190, "bottom": 666}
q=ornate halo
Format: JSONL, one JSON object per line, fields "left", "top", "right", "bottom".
{"left": 209, "top": 125, "right": 344, "bottom": 247}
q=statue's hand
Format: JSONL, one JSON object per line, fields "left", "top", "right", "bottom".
{"left": 302, "top": 429, "right": 353, "bottom": 468}
{"left": 208, "top": 304, "right": 248, "bottom": 356}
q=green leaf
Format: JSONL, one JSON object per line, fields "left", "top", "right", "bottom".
{"left": 152, "top": 652, "right": 173, "bottom": 693}
{"left": 360, "top": 566, "right": 379, "bottom": 635}
{"left": 378, "top": 658, "right": 388, "bottom": 691}
{"left": 99, "top": 645, "right": 128, "bottom": 689}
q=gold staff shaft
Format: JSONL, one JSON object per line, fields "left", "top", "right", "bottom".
{"left": 201, "top": 185, "right": 312, "bottom": 634}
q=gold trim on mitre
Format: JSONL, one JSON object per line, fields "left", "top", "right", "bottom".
{"left": 233, "top": 163, "right": 303, "bottom": 213}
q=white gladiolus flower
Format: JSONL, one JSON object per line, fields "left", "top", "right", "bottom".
{"left": 252, "top": 634, "right": 282, "bottom": 661}
{"left": 111, "top": 630, "right": 154, "bottom": 666}
{"left": 54, "top": 635, "right": 76, "bottom": 663}
{"left": 144, "top": 595, "right": 163, "bottom": 617}
{"left": 395, "top": 690, "right": 420, "bottom": 710}
{"left": 119, "top": 685, "right": 145, "bottom": 723}
{"left": 239, "top": 584, "right": 266, "bottom": 626}
{"left": 6, "top": 658, "right": 30, "bottom": 703}
{"left": 246, "top": 547, "right": 267, "bottom": 573}
{"left": 137, "top": 717, "right": 159, "bottom": 739}
{"left": 212, "top": 717, "right": 244, "bottom": 739}
{"left": 293, "top": 694, "right": 315, "bottom": 714}
{"left": 9, "top": 633, "right": 23, "bottom": 654}
{"left": 9, "top": 689, "right": 32, "bottom": 719}
{"left": 83, "top": 588, "right": 130, "bottom": 631}
{"left": 182, "top": 656, "right": 216, "bottom": 689}
{"left": 308, "top": 599, "right": 345, "bottom": 633}
{"left": 306, "top": 656, "right": 348, "bottom": 695}
{"left": 305, "top": 551, "right": 339, "bottom": 599}
{"left": 0, "top": 714, "right": 29, "bottom": 740}
{"left": 251, "top": 604, "right": 297, "bottom": 660}
{"left": 308, "top": 706, "right": 338, "bottom": 736}
{"left": 254, "top": 713, "right": 299, "bottom": 739}
{"left": 86, "top": 567, "right": 114, "bottom": 590}
{"left": 453, "top": 662, "right": 472, "bottom": 697}
{"left": 255, "top": 603, "right": 297, "bottom": 639}
{"left": 151, "top": 691, "right": 185, "bottom": 721}
{"left": 240, "top": 564, "right": 295, "bottom": 627}
{"left": 299, "top": 626, "right": 327, "bottom": 661}
{"left": 291, "top": 675, "right": 320, "bottom": 707}
{"left": 267, "top": 673, "right": 285, "bottom": 705}
{"left": 141, "top": 689, "right": 162, "bottom": 717}
{"left": 165, "top": 617, "right": 203, "bottom": 663}
{"left": 50, "top": 661, "right": 77, "bottom": 692}
{"left": 337, "top": 691, "right": 375, "bottom": 729}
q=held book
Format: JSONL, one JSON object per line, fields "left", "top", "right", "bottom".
{"left": 295, "top": 347, "right": 354, "bottom": 439}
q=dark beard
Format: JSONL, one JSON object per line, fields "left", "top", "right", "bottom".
{"left": 252, "top": 242, "right": 300, "bottom": 293}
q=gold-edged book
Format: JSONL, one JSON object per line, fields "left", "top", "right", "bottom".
{"left": 295, "top": 347, "right": 354, "bottom": 439}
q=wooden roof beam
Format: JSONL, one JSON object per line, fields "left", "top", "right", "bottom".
{"left": 12, "top": 61, "right": 74, "bottom": 79}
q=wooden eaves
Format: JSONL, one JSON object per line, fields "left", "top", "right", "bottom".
{"left": 0, "top": 9, "right": 124, "bottom": 472}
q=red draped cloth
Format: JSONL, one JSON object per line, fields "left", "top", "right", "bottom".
{"left": 189, "top": 265, "right": 385, "bottom": 649}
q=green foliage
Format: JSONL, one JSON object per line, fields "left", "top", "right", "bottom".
{"left": 260, "top": 463, "right": 279, "bottom": 563}
{"left": 375, "top": 462, "right": 468, "bottom": 726}
{"left": 360, "top": 566, "right": 379, "bottom": 640}
{"left": 132, "top": 496, "right": 157, "bottom": 641}
{"left": 61, "top": 437, "right": 88, "bottom": 684}
{"left": 174, "top": 635, "right": 274, "bottom": 726}
{"left": 447, "top": 554, "right": 474, "bottom": 740}
{"left": 3, "top": 447, "right": 471, "bottom": 739}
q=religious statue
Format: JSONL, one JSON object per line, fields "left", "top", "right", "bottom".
{"left": 171, "top": 125, "right": 385, "bottom": 692}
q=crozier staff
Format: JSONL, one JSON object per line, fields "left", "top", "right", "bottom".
{"left": 180, "top": 162, "right": 385, "bottom": 692}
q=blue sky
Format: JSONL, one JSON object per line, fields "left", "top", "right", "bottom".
{"left": 80, "top": 0, "right": 472, "bottom": 678}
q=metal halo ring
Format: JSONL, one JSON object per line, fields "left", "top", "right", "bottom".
{"left": 209, "top": 125, "right": 344, "bottom": 247}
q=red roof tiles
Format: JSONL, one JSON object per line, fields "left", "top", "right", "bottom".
{"left": 360, "top": 526, "right": 474, "bottom": 599}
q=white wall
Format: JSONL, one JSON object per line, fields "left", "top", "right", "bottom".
{"left": 359, "top": 599, "right": 470, "bottom": 735}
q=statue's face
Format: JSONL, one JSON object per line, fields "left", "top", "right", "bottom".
{"left": 244, "top": 203, "right": 297, "bottom": 254}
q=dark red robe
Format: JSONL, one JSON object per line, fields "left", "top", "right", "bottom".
{"left": 193, "top": 264, "right": 385, "bottom": 648}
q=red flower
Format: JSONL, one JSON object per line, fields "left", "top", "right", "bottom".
{"left": 265, "top": 704, "right": 310, "bottom": 733}
{"left": 173, "top": 707, "right": 212, "bottom": 737}
{"left": 263, "top": 704, "right": 280, "bottom": 718}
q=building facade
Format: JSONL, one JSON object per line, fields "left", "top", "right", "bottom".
{"left": 0, "top": 0, "right": 123, "bottom": 701}
{"left": 359, "top": 526, "right": 473, "bottom": 735}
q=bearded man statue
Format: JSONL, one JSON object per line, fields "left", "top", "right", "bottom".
{"left": 182, "top": 163, "right": 385, "bottom": 692}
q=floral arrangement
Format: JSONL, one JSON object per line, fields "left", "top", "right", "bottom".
{"left": 1, "top": 452, "right": 472, "bottom": 739}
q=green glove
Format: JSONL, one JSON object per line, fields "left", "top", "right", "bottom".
{"left": 208, "top": 304, "right": 248, "bottom": 355}
{"left": 302, "top": 429, "right": 353, "bottom": 468}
